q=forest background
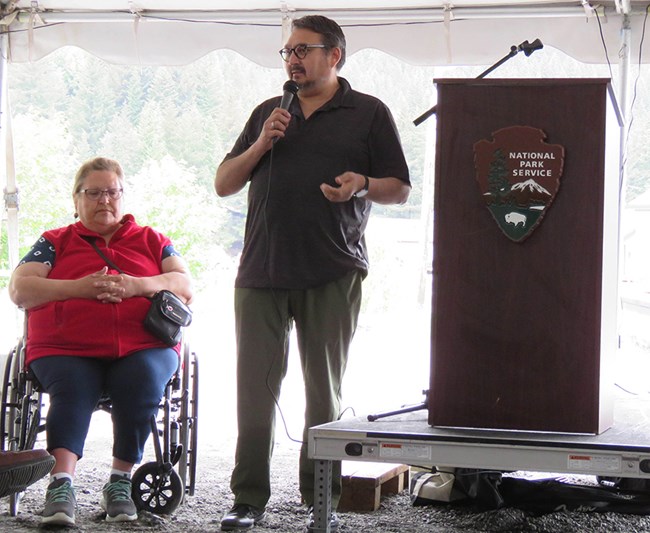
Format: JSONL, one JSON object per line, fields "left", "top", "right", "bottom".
{"left": 4, "top": 44, "right": 650, "bottom": 289}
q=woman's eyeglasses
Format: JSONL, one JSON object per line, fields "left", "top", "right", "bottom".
{"left": 79, "top": 188, "right": 123, "bottom": 201}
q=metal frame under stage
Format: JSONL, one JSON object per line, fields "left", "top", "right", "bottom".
{"left": 307, "top": 392, "right": 650, "bottom": 533}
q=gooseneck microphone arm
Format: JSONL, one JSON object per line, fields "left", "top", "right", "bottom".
{"left": 412, "top": 38, "right": 543, "bottom": 127}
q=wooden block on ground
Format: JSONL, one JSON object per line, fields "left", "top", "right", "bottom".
{"left": 339, "top": 461, "right": 410, "bottom": 512}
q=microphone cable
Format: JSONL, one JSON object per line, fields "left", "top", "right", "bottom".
{"left": 260, "top": 119, "right": 303, "bottom": 447}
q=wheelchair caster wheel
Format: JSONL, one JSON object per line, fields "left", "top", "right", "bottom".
{"left": 131, "top": 462, "right": 183, "bottom": 515}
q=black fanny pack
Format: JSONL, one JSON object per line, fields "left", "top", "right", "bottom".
{"left": 144, "top": 290, "right": 193, "bottom": 346}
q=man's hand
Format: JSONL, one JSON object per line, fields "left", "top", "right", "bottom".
{"left": 257, "top": 108, "right": 292, "bottom": 150}
{"left": 320, "top": 172, "right": 366, "bottom": 203}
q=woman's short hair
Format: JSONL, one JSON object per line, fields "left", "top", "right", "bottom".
{"left": 73, "top": 157, "right": 124, "bottom": 195}
{"left": 292, "top": 15, "right": 346, "bottom": 70}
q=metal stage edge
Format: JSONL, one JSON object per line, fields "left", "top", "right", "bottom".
{"left": 307, "top": 393, "right": 650, "bottom": 533}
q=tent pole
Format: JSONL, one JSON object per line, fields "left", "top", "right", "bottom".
{"left": 0, "top": 31, "right": 18, "bottom": 274}
{"left": 0, "top": 31, "right": 23, "bottom": 339}
{"left": 618, "top": 13, "right": 632, "bottom": 208}
{"left": 619, "top": 14, "right": 632, "bottom": 127}
{"left": 617, "top": 12, "right": 632, "bottom": 328}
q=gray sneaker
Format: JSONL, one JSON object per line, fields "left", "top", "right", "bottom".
{"left": 100, "top": 476, "right": 137, "bottom": 522}
{"left": 42, "top": 477, "right": 76, "bottom": 526}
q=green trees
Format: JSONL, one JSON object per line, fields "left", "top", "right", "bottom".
{"left": 4, "top": 44, "right": 650, "bottom": 290}
{"left": 5, "top": 49, "right": 263, "bottom": 285}
{"left": 3, "top": 47, "right": 436, "bottom": 286}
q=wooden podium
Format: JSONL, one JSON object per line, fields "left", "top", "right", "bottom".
{"left": 428, "top": 79, "right": 621, "bottom": 434}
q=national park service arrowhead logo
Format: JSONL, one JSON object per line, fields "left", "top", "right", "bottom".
{"left": 473, "top": 126, "right": 565, "bottom": 242}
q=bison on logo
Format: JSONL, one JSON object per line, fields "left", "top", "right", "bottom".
{"left": 473, "top": 126, "right": 564, "bottom": 242}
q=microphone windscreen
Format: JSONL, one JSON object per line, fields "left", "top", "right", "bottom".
{"left": 283, "top": 80, "right": 300, "bottom": 95}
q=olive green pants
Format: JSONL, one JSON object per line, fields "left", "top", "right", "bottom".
{"left": 230, "top": 270, "right": 363, "bottom": 509}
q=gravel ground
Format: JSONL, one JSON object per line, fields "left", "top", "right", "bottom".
{"left": 2, "top": 417, "right": 650, "bottom": 533}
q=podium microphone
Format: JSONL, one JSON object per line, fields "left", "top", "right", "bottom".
{"left": 519, "top": 38, "right": 543, "bottom": 57}
{"left": 280, "top": 80, "right": 300, "bottom": 110}
{"left": 475, "top": 37, "right": 543, "bottom": 78}
{"left": 413, "top": 38, "right": 543, "bottom": 126}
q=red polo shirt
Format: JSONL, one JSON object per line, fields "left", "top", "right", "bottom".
{"left": 24, "top": 215, "right": 178, "bottom": 366}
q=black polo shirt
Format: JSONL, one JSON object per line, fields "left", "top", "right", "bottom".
{"left": 224, "top": 77, "right": 410, "bottom": 290}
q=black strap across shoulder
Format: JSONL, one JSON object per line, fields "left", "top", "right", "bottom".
{"left": 81, "top": 235, "right": 124, "bottom": 274}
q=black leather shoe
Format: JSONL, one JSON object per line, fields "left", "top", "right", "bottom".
{"left": 306, "top": 505, "right": 339, "bottom": 531}
{"left": 220, "top": 504, "right": 265, "bottom": 531}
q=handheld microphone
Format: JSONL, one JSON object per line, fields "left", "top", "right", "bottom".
{"left": 280, "top": 80, "right": 300, "bottom": 110}
{"left": 272, "top": 80, "right": 300, "bottom": 145}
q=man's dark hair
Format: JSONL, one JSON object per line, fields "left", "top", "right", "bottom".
{"left": 292, "top": 15, "right": 346, "bottom": 70}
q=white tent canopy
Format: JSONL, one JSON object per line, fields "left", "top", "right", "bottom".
{"left": 2, "top": 1, "right": 649, "bottom": 67}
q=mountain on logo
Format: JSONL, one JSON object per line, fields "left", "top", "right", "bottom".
{"left": 511, "top": 179, "right": 551, "bottom": 195}
{"left": 511, "top": 179, "right": 551, "bottom": 206}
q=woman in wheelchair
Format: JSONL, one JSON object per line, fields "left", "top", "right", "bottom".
{"left": 7, "top": 157, "right": 193, "bottom": 527}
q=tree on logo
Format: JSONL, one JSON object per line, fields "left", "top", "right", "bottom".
{"left": 487, "top": 149, "right": 511, "bottom": 205}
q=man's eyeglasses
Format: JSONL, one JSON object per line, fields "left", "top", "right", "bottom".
{"left": 79, "top": 188, "right": 124, "bottom": 201}
{"left": 279, "top": 44, "right": 328, "bottom": 62}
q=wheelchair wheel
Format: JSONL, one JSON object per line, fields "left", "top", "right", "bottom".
{"left": 1, "top": 338, "right": 41, "bottom": 452}
{"left": 178, "top": 348, "right": 198, "bottom": 497}
{"left": 1, "top": 346, "right": 21, "bottom": 516}
{"left": 0, "top": 346, "right": 16, "bottom": 451}
{"left": 1, "top": 340, "right": 43, "bottom": 516}
{"left": 9, "top": 389, "right": 42, "bottom": 518}
{"left": 131, "top": 462, "right": 183, "bottom": 515}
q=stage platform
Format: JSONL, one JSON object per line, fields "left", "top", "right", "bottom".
{"left": 307, "top": 390, "right": 650, "bottom": 532}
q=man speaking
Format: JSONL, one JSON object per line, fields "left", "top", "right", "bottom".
{"left": 214, "top": 14, "right": 411, "bottom": 531}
